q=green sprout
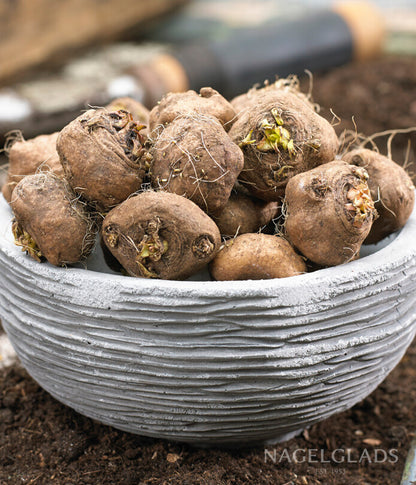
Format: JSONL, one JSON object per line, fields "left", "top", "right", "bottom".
{"left": 135, "top": 221, "right": 168, "bottom": 278}
{"left": 257, "top": 108, "right": 295, "bottom": 155}
{"left": 274, "top": 165, "right": 294, "bottom": 180}
{"left": 239, "top": 129, "right": 256, "bottom": 148}
{"left": 271, "top": 108, "right": 284, "bottom": 125}
{"left": 239, "top": 108, "right": 296, "bottom": 158}
{"left": 256, "top": 109, "right": 296, "bottom": 156}
{"left": 12, "top": 221, "right": 42, "bottom": 262}
{"left": 139, "top": 239, "right": 168, "bottom": 260}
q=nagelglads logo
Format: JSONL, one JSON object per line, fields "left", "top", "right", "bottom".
{"left": 264, "top": 447, "right": 399, "bottom": 464}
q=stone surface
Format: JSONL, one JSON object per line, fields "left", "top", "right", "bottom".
{"left": 0, "top": 196, "right": 416, "bottom": 446}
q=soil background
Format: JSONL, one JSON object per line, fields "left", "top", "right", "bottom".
{"left": 1, "top": 56, "right": 416, "bottom": 485}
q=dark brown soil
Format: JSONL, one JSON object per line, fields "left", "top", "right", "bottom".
{"left": 1, "top": 55, "right": 416, "bottom": 485}
{"left": 1, "top": 340, "right": 415, "bottom": 485}
{"left": 311, "top": 56, "right": 416, "bottom": 177}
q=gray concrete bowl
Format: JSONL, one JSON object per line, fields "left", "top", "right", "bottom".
{"left": 1, "top": 195, "right": 416, "bottom": 447}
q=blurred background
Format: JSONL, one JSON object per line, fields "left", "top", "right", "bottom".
{"left": 0, "top": 0, "right": 415, "bottom": 175}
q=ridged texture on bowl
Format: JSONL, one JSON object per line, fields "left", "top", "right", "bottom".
{"left": 1, "top": 197, "right": 416, "bottom": 446}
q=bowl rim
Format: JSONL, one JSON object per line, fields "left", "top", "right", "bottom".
{"left": 1, "top": 194, "right": 416, "bottom": 299}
